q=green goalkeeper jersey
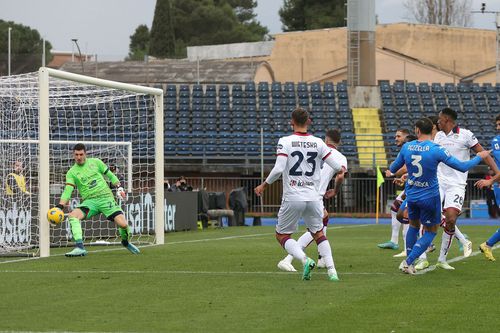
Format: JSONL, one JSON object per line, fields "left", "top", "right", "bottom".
{"left": 62, "top": 158, "right": 119, "bottom": 201}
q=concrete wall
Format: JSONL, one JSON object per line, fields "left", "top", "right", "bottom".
{"left": 187, "top": 41, "right": 274, "bottom": 61}
{"left": 376, "top": 23, "right": 496, "bottom": 78}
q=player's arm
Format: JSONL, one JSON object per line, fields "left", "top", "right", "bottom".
{"left": 439, "top": 147, "right": 487, "bottom": 172}
{"left": 255, "top": 139, "right": 288, "bottom": 196}
{"left": 254, "top": 155, "right": 287, "bottom": 196}
{"left": 97, "top": 159, "right": 126, "bottom": 199}
{"left": 57, "top": 171, "right": 75, "bottom": 210}
{"left": 474, "top": 142, "right": 500, "bottom": 188}
{"left": 389, "top": 146, "right": 406, "bottom": 174}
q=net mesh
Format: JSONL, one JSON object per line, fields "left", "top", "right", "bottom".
{"left": 0, "top": 72, "right": 158, "bottom": 255}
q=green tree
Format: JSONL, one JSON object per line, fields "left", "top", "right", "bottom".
{"left": 279, "top": 0, "right": 346, "bottom": 31}
{"left": 146, "top": 0, "right": 267, "bottom": 59}
{"left": 0, "top": 20, "right": 52, "bottom": 75}
{"left": 127, "top": 24, "right": 150, "bottom": 61}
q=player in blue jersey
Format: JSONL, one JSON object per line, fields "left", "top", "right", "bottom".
{"left": 388, "top": 118, "right": 490, "bottom": 274}
{"left": 478, "top": 114, "right": 500, "bottom": 261}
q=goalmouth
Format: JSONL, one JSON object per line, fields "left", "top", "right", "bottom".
{"left": 0, "top": 67, "right": 164, "bottom": 257}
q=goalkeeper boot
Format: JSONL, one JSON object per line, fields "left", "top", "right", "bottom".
{"left": 377, "top": 241, "right": 399, "bottom": 250}
{"left": 65, "top": 247, "right": 88, "bottom": 257}
{"left": 302, "top": 257, "right": 316, "bottom": 281}
{"left": 125, "top": 243, "right": 141, "bottom": 254}
{"left": 479, "top": 242, "right": 496, "bottom": 261}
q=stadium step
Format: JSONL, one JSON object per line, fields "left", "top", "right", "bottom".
{"left": 351, "top": 108, "right": 388, "bottom": 168}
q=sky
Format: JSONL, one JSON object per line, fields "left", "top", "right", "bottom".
{"left": 1, "top": 0, "right": 499, "bottom": 61}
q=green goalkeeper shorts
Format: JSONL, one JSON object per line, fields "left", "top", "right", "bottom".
{"left": 77, "top": 196, "right": 123, "bottom": 221}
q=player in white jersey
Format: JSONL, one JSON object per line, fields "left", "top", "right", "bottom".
{"left": 277, "top": 128, "right": 347, "bottom": 274}
{"left": 434, "top": 108, "right": 499, "bottom": 270}
{"left": 254, "top": 108, "right": 343, "bottom": 281}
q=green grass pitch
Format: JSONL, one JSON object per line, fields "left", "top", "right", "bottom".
{"left": 0, "top": 224, "right": 499, "bottom": 333}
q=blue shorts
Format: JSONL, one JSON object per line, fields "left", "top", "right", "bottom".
{"left": 494, "top": 185, "right": 500, "bottom": 206}
{"left": 407, "top": 195, "right": 441, "bottom": 226}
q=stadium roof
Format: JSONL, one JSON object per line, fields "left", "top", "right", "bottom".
{"left": 61, "top": 59, "right": 273, "bottom": 84}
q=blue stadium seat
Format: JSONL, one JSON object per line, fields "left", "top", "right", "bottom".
{"left": 271, "top": 82, "right": 282, "bottom": 92}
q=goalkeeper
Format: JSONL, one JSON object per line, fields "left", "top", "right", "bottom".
{"left": 54, "top": 143, "right": 140, "bottom": 257}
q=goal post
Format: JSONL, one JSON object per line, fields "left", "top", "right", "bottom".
{"left": 0, "top": 67, "right": 164, "bottom": 257}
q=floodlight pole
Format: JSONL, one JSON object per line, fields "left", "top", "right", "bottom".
{"left": 8, "top": 27, "right": 12, "bottom": 76}
{"left": 72, "top": 39, "right": 84, "bottom": 73}
{"left": 472, "top": 9, "right": 500, "bottom": 84}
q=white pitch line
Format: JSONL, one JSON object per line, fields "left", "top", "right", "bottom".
{"left": 415, "top": 244, "right": 500, "bottom": 275}
{"left": 0, "top": 224, "right": 372, "bottom": 265}
{"left": 0, "top": 269, "right": 389, "bottom": 276}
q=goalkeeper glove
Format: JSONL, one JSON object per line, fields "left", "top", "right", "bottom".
{"left": 116, "top": 186, "right": 127, "bottom": 201}
{"left": 56, "top": 203, "right": 64, "bottom": 210}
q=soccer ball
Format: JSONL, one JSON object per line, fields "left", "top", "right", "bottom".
{"left": 47, "top": 207, "right": 64, "bottom": 225}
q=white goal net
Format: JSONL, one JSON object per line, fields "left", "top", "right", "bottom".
{"left": 0, "top": 68, "right": 164, "bottom": 257}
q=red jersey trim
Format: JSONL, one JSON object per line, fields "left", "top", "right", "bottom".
{"left": 293, "top": 132, "right": 310, "bottom": 136}
{"left": 327, "top": 143, "right": 338, "bottom": 150}
{"left": 322, "top": 152, "right": 332, "bottom": 160}
{"left": 277, "top": 153, "right": 288, "bottom": 157}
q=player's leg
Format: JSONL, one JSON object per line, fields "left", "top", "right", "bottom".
{"left": 276, "top": 201, "right": 311, "bottom": 277}
{"left": 394, "top": 201, "right": 409, "bottom": 257}
{"left": 402, "top": 197, "right": 440, "bottom": 274}
{"left": 278, "top": 226, "right": 314, "bottom": 272}
{"left": 101, "top": 197, "right": 140, "bottom": 254}
{"left": 399, "top": 201, "right": 420, "bottom": 273}
{"left": 112, "top": 213, "right": 140, "bottom": 254}
{"left": 65, "top": 207, "right": 89, "bottom": 257}
{"left": 378, "top": 197, "right": 402, "bottom": 250}
{"left": 317, "top": 209, "right": 329, "bottom": 268}
{"left": 304, "top": 201, "right": 338, "bottom": 281}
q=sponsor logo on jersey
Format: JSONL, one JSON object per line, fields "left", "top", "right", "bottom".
{"left": 407, "top": 179, "right": 429, "bottom": 187}
{"left": 289, "top": 180, "right": 314, "bottom": 187}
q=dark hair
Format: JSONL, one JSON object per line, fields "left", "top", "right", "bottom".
{"left": 496, "top": 114, "right": 500, "bottom": 122}
{"left": 396, "top": 128, "right": 410, "bottom": 135}
{"left": 428, "top": 115, "right": 439, "bottom": 130}
{"left": 73, "top": 143, "right": 86, "bottom": 152}
{"left": 415, "top": 117, "right": 433, "bottom": 134}
{"left": 405, "top": 134, "right": 417, "bottom": 142}
{"left": 291, "top": 107, "right": 309, "bottom": 126}
{"left": 441, "top": 107, "right": 457, "bottom": 121}
{"left": 325, "top": 128, "right": 341, "bottom": 144}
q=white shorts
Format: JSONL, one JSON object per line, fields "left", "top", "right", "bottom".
{"left": 276, "top": 200, "right": 324, "bottom": 235}
{"left": 439, "top": 182, "right": 466, "bottom": 213}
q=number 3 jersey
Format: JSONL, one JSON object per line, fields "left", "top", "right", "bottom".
{"left": 389, "top": 140, "right": 481, "bottom": 201}
{"left": 266, "top": 132, "right": 343, "bottom": 201}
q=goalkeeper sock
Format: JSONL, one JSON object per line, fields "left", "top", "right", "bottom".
{"left": 119, "top": 226, "right": 131, "bottom": 246}
{"left": 69, "top": 217, "right": 84, "bottom": 246}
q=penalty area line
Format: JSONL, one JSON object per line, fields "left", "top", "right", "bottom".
{"left": 415, "top": 244, "right": 500, "bottom": 275}
{"left": 0, "top": 224, "right": 372, "bottom": 265}
{"left": 0, "top": 268, "right": 390, "bottom": 276}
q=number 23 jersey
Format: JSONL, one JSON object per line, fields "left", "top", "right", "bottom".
{"left": 276, "top": 133, "right": 335, "bottom": 201}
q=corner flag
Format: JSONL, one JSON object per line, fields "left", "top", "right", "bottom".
{"left": 376, "top": 166, "right": 384, "bottom": 188}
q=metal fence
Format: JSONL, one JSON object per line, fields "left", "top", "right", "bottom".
{"left": 165, "top": 176, "right": 489, "bottom": 216}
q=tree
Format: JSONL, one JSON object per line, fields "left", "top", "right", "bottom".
{"left": 404, "top": 0, "right": 473, "bottom": 27}
{"left": 145, "top": 0, "right": 268, "bottom": 59}
{"left": 127, "top": 25, "right": 150, "bottom": 61}
{"left": 0, "top": 20, "right": 52, "bottom": 75}
{"left": 279, "top": 0, "right": 346, "bottom": 32}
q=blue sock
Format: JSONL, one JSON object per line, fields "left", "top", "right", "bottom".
{"left": 75, "top": 240, "right": 85, "bottom": 250}
{"left": 486, "top": 229, "right": 500, "bottom": 247}
{"left": 406, "top": 231, "right": 437, "bottom": 265}
{"left": 405, "top": 225, "right": 419, "bottom": 258}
